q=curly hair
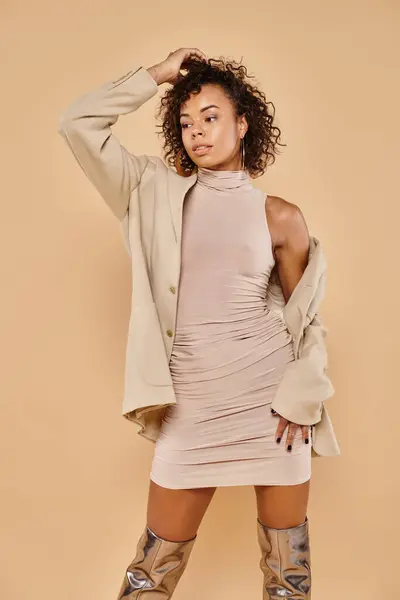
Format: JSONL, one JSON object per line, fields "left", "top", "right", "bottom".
{"left": 155, "top": 56, "right": 286, "bottom": 178}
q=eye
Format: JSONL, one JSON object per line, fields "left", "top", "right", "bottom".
{"left": 180, "top": 115, "right": 217, "bottom": 129}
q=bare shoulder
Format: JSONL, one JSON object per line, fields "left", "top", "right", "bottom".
{"left": 265, "top": 194, "right": 309, "bottom": 252}
{"left": 266, "top": 194, "right": 302, "bottom": 225}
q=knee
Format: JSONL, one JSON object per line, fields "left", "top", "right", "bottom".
{"left": 146, "top": 523, "right": 197, "bottom": 543}
{"left": 254, "top": 481, "right": 310, "bottom": 530}
{"left": 257, "top": 515, "right": 308, "bottom": 530}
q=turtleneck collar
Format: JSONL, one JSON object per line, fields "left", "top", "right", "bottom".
{"left": 196, "top": 167, "right": 253, "bottom": 192}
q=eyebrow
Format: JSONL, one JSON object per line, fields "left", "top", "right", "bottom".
{"left": 180, "top": 104, "right": 220, "bottom": 118}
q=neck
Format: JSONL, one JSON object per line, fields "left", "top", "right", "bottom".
{"left": 196, "top": 166, "right": 253, "bottom": 192}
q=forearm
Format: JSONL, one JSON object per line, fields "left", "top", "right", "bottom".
{"left": 58, "top": 66, "right": 158, "bottom": 131}
{"left": 146, "top": 64, "right": 163, "bottom": 86}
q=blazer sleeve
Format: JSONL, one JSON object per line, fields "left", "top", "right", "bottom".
{"left": 271, "top": 312, "right": 335, "bottom": 426}
{"left": 57, "top": 65, "right": 159, "bottom": 220}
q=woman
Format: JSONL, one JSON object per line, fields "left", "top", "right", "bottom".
{"left": 59, "top": 48, "right": 319, "bottom": 599}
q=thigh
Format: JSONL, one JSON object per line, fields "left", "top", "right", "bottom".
{"left": 146, "top": 479, "right": 217, "bottom": 542}
{"left": 254, "top": 479, "right": 311, "bottom": 529}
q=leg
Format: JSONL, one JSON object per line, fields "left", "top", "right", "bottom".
{"left": 116, "top": 480, "right": 217, "bottom": 599}
{"left": 254, "top": 480, "right": 312, "bottom": 599}
{"left": 147, "top": 479, "right": 217, "bottom": 541}
{"left": 254, "top": 479, "right": 310, "bottom": 529}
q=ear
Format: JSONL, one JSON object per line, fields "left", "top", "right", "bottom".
{"left": 239, "top": 114, "right": 249, "bottom": 137}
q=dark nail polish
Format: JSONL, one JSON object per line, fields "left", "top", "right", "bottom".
{"left": 305, "top": 438, "right": 309, "bottom": 444}
{"left": 271, "top": 409, "right": 276, "bottom": 414}
{"left": 287, "top": 445, "right": 292, "bottom": 452}
{"left": 276, "top": 437, "right": 281, "bottom": 443}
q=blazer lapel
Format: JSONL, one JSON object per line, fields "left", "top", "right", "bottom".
{"left": 167, "top": 168, "right": 198, "bottom": 244}
{"left": 282, "top": 236, "right": 326, "bottom": 350}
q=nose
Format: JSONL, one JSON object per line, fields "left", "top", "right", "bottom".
{"left": 191, "top": 125, "right": 205, "bottom": 138}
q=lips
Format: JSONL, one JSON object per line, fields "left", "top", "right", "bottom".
{"left": 193, "top": 145, "right": 212, "bottom": 155}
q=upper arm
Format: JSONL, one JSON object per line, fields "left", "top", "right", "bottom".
{"left": 58, "top": 66, "right": 159, "bottom": 220}
{"left": 59, "top": 122, "right": 149, "bottom": 220}
{"left": 266, "top": 196, "right": 310, "bottom": 303}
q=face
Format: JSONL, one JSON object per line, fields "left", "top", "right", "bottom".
{"left": 179, "top": 84, "right": 248, "bottom": 171}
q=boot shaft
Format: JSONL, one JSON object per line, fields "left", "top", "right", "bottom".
{"left": 117, "top": 525, "right": 197, "bottom": 599}
{"left": 257, "top": 517, "right": 312, "bottom": 599}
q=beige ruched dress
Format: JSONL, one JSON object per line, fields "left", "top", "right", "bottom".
{"left": 150, "top": 167, "right": 311, "bottom": 489}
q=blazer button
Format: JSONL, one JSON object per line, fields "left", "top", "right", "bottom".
{"left": 166, "top": 329, "right": 174, "bottom": 337}
{"left": 169, "top": 285, "right": 177, "bottom": 294}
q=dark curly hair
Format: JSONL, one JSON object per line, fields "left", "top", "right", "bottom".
{"left": 155, "top": 56, "right": 286, "bottom": 178}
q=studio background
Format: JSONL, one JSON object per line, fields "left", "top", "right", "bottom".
{"left": 1, "top": 1, "right": 398, "bottom": 598}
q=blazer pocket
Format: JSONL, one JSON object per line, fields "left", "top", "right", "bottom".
{"left": 127, "top": 302, "right": 173, "bottom": 386}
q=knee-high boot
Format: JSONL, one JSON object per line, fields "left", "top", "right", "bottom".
{"left": 256, "top": 517, "right": 311, "bottom": 599}
{"left": 117, "top": 525, "right": 197, "bottom": 599}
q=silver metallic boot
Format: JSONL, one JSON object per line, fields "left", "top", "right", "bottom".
{"left": 257, "top": 517, "right": 311, "bottom": 599}
{"left": 117, "top": 525, "right": 197, "bottom": 599}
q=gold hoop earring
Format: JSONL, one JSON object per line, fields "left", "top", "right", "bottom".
{"left": 240, "top": 137, "right": 246, "bottom": 170}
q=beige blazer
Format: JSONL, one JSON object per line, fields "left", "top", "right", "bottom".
{"left": 58, "top": 64, "right": 340, "bottom": 458}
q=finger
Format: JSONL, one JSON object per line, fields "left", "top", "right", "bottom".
{"left": 183, "top": 48, "right": 207, "bottom": 62}
{"left": 275, "top": 417, "right": 289, "bottom": 444}
{"left": 196, "top": 47, "right": 208, "bottom": 60}
{"left": 301, "top": 425, "right": 310, "bottom": 445}
{"left": 270, "top": 408, "right": 279, "bottom": 417}
{"left": 190, "top": 47, "right": 207, "bottom": 60}
{"left": 285, "top": 422, "right": 299, "bottom": 451}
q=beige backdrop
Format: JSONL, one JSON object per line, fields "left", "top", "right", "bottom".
{"left": 1, "top": 0, "right": 399, "bottom": 598}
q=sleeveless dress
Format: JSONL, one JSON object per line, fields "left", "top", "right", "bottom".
{"left": 150, "top": 167, "right": 311, "bottom": 489}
